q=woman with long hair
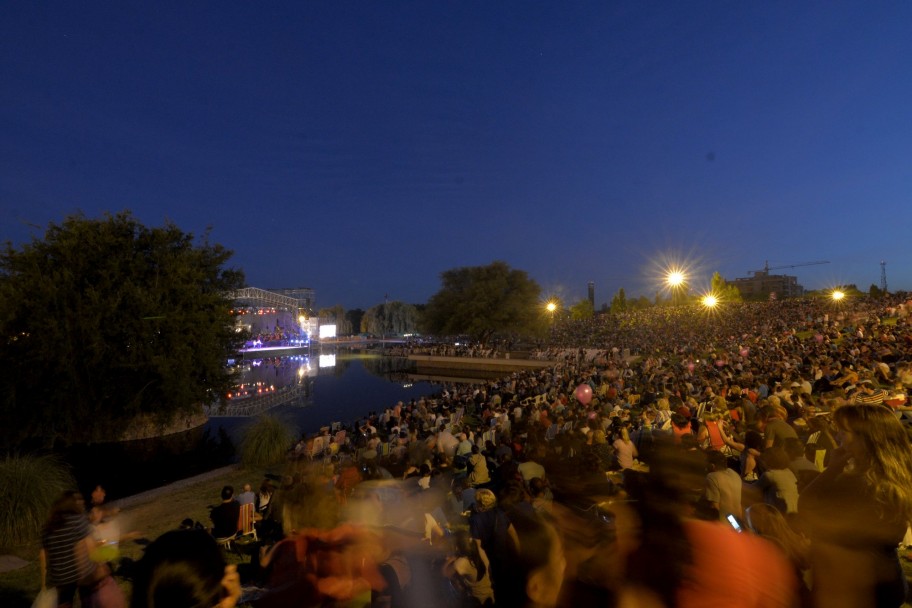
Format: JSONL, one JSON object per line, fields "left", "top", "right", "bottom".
{"left": 612, "top": 426, "right": 638, "bottom": 470}
{"left": 799, "top": 404, "right": 912, "bottom": 608}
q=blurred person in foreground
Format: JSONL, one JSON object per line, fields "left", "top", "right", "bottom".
{"left": 40, "top": 491, "right": 94, "bottom": 608}
{"left": 131, "top": 529, "right": 240, "bottom": 608}
{"left": 41, "top": 490, "right": 125, "bottom": 608}
{"left": 799, "top": 404, "right": 912, "bottom": 608}
{"left": 615, "top": 445, "right": 798, "bottom": 608}
{"left": 496, "top": 509, "right": 566, "bottom": 608}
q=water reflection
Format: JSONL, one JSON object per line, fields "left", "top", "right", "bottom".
{"left": 210, "top": 351, "right": 441, "bottom": 443}
{"left": 70, "top": 352, "right": 441, "bottom": 500}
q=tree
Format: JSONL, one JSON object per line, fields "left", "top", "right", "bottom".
{"left": 361, "top": 301, "right": 419, "bottom": 336}
{"left": 318, "top": 305, "right": 352, "bottom": 335}
{"left": 869, "top": 284, "right": 883, "bottom": 299}
{"left": 345, "top": 308, "right": 365, "bottom": 335}
{"left": 610, "top": 288, "right": 628, "bottom": 314}
{"left": 631, "top": 295, "right": 652, "bottom": 310}
{"left": 570, "top": 298, "right": 594, "bottom": 320}
{"left": 0, "top": 212, "right": 245, "bottom": 448}
{"left": 422, "top": 261, "right": 541, "bottom": 344}
{"left": 710, "top": 272, "right": 744, "bottom": 303}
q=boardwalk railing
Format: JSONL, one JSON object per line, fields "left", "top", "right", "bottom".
{"left": 206, "top": 383, "right": 309, "bottom": 417}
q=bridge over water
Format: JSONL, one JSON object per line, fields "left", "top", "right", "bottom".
{"left": 206, "top": 382, "right": 310, "bottom": 417}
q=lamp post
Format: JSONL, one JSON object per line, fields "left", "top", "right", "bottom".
{"left": 546, "top": 301, "right": 557, "bottom": 322}
{"left": 667, "top": 270, "right": 686, "bottom": 305}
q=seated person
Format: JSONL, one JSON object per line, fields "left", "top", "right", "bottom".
{"left": 236, "top": 484, "right": 256, "bottom": 506}
{"left": 210, "top": 485, "right": 240, "bottom": 539}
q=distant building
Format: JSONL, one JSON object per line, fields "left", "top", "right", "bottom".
{"left": 268, "top": 287, "right": 316, "bottom": 314}
{"left": 732, "top": 270, "right": 804, "bottom": 300}
{"left": 588, "top": 281, "right": 595, "bottom": 308}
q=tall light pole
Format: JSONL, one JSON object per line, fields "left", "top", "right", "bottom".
{"left": 666, "top": 270, "right": 686, "bottom": 305}
{"left": 546, "top": 301, "right": 557, "bottom": 323}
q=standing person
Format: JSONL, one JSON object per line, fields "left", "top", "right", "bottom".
{"left": 800, "top": 404, "right": 912, "bottom": 608}
{"left": 798, "top": 404, "right": 912, "bottom": 608}
{"left": 616, "top": 445, "right": 798, "bottom": 608}
{"left": 40, "top": 491, "right": 94, "bottom": 608}
{"left": 496, "top": 510, "right": 566, "bottom": 608}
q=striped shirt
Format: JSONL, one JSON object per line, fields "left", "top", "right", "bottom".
{"left": 42, "top": 514, "right": 92, "bottom": 587}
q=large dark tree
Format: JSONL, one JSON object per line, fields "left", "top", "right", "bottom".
{"left": 361, "top": 301, "right": 419, "bottom": 337}
{"left": 0, "top": 212, "right": 245, "bottom": 447}
{"left": 422, "top": 261, "right": 542, "bottom": 344}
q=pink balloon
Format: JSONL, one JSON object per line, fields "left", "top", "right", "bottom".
{"left": 575, "top": 383, "right": 593, "bottom": 405}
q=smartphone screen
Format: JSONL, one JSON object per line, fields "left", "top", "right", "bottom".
{"left": 726, "top": 514, "right": 742, "bottom": 532}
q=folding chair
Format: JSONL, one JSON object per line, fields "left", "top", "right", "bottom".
{"left": 237, "top": 502, "right": 258, "bottom": 541}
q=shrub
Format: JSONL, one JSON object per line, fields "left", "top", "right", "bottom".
{"left": 240, "top": 415, "right": 295, "bottom": 468}
{"left": 0, "top": 455, "right": 75, "bottom": 548}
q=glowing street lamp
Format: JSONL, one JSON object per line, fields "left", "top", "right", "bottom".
{"left": 831, "top": 290, "right": 845, "bottom": 302}
{"left": 666, "top": 269, "right": 687, "bottom": 304}
{"left": 545, "top": 301, "right": 557, "bottom": 323}
{"left": 701, "top": 294, "right": 719, "bottom": 309}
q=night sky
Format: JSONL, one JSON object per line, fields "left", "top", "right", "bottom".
{"left": 3, "top": 2, "right": 911, "bottom": 310}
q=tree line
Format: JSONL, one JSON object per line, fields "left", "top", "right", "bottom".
{"left": 0, "top": 213, "right": 889, "bottom": 449}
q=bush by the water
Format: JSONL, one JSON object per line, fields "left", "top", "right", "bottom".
{"left": 241, "top": 415, "right": 295, "bottom": 467}
{"left": 0, "top": 455, "right": 75, "bottom": 548}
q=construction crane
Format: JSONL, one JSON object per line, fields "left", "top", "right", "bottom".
{"left": 749, "top": 260, "right": 830, "bottom": 275}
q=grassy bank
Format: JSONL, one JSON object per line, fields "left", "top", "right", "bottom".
{"left": 0, "top": 466, "right": 258, "bottom": 608}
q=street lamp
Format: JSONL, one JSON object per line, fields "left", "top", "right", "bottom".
{"left": 701, "top": 294, "right": 718, "bottom": 309}
{"left": 666, "top": 270, "right": 687, "bottom": 304}
{"left": 546, "top": 301, "right": 557, "bottom": 323}
{"left": 831, "top": 290, "right": 845, "bottom": 302}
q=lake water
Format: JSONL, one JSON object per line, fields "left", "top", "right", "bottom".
{"left": 66, "top": 352, "right": 441, "bottom": 500}
{"left": 208, "top": 351, "right": 442, "bottom": 443}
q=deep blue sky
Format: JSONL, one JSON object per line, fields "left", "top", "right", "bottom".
{"left": 3, "top": 2, "right": 911, "bottom": 310}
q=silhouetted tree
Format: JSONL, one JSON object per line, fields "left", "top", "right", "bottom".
{"left": 345, "top": 308, "right": 365, "bottom": 335}
{"left": 361, "top": 301, "right": 419, "bottom": 336}
{"left": 571, "top": 298, "right": 594, "bottom": 320}
{"left": 0, "top": 212, "right": 244, "bottom": 448}
{"left": 610, "top": 288, "right": 628, "bottom": 313}
{"left": 422, "top": 261, "right": 541, "bottom": 344}
{"left": 710, "top": 271, "right": 744, "bottom": 303}
{"left": 318, "top": 305, "right": 352, "bottom": 335}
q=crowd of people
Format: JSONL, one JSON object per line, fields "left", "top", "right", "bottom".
{"left": 40, "top": 294, "right": 912, "bottom": 607}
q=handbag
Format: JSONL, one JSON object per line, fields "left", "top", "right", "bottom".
{"left": 31, "top": 587, "right": 57, "bottom": 608}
